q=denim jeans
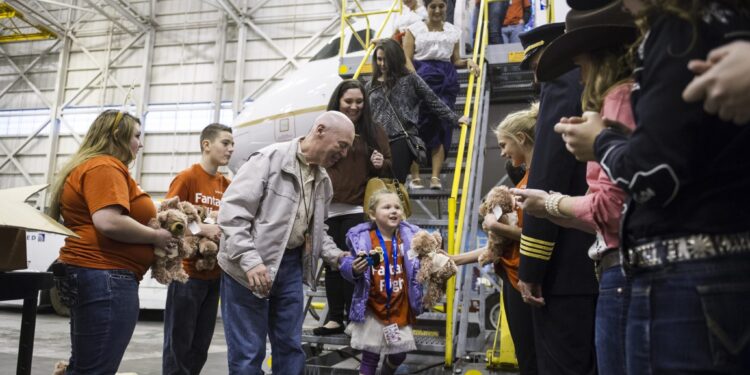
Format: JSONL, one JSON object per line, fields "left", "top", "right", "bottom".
{"left": 163, "top": 277, "right": 220, "bottom": 375}
{"left": 221, "top": 248, "right": 305, "bottom": 375}
{"left": 596, "top": 266, "right": 630, "bottom": 375}
{"left": 58, "top": 265, "right": 139, "bottom": 375}
{"left": 626, "top": 254, "right": 750, "bottom": 374}
{"left": 470, "top": 1, "right": 504, "bottom": 46}
{"left": 501, "top": 23, "right": 524, "bottom": 44}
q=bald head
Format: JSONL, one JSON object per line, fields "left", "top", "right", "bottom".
{"left": 303, "top": 111, "right": 356, "bottom": 168}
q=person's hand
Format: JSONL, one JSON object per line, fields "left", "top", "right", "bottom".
{"left": 352, "top": 252, "right": 369, "bottom": 275}
{"left": 246, "top": 264, "right": 271, "bottom": 297}
{"left": 510, "top": 188, "right": 550, "bottom": 218}
{"left": 370, "top": 150, "right": 384, "bottom": 169}
{"left": 683, "top": 41, "right": 750, "bottom": 125}
{"left": 517, "top": 280, "right": 545, "bottom": 307}
{"left": 553, "top": 111, "right": 606, "bottom": 161}
{"left": 482, "top": 213, "right": 498, "bottom": 232}
{"left": 467, "top": 59, "right": 480, "bottom": 77}
{"left": 152, "top": 228, "right": 178, "bottom": 249}
{"left": 458, "top": 115, "right": 471, "bottom": 127}
{"left": 200, "top": 223, "right": 222, "bottom": 241}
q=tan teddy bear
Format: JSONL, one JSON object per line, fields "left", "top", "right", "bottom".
{"left": 194, "top": 208, "right": 219, "bottom": 271}
{"left": 411, "top": 230, "right": 457, "bottom": 309}
{"left": 477, "top": 185, "right": 518, "bottom": 266}
{"left": 148, "top": 197, "right": 191, "bottom": 284}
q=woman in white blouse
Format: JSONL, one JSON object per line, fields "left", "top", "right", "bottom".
{"left": 393, "top": 0, "right": 427, "bottom": 43}
{"left": 403, "top": 0, "right": 478, "bottom": 190}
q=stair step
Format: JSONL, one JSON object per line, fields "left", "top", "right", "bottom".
{"left": 301, "top": 329, "right": 447, "bottom": 353}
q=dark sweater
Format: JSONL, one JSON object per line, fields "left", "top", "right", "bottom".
{"left": 326, "top": 123, "right": 393, "bottom": 205}
{"left": 366, "top": 73, "right": 460, "bottom": 140}
{"left": 594, "top": 5, "right": 750, "bottom": 244}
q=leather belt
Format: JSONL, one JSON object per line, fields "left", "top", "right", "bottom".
{"left": 598, "top": 249, "right": 621, "bottom": 270}
{"left": 627, "top": 231, "right": 750, "bottom": 269}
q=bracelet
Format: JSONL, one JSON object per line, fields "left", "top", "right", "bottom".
{"left": 544, "top": 193, "right": 568, "bottom": 218}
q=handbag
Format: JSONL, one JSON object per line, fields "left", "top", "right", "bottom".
{"left": 364, "top": 177, "right": 412, "bottom": 218}
{"left": 384, "top": 94, "right": 429, "bottom": 166}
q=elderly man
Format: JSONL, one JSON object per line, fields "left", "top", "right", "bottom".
{"left": 218, "top": 111, "right": 355, "bottom": 375}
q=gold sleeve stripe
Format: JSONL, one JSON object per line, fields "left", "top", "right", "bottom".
{"left": 520, "top": 245, "right": 552, "bottom": 257}
{"left": 520, "top": 240, "right": 554, "bottom": 252}
{"left": 521, "top": 250, "right": 552, "bottom": 261}
{"left": 521, "top": 235, "right": 555, "bottom": 247}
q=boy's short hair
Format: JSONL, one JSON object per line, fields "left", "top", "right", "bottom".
{"left": 200, "top": 123, "right": 232, "bottom": 150}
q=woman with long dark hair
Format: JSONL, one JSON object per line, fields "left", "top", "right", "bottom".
{"left": 366, "top": 38, "right": 468, "bottom": 183}
{"left": 403, "top": 0, "right": 478, "bottom": 189}
{"left": 313, "top": 79, "right": 392, "bottom": 336}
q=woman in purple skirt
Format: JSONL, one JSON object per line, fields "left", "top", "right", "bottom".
{"left": 403, "top": 0, "right": 478, "bottom": 190}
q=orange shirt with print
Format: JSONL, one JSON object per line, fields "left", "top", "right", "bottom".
{"left": 494, "top": 171, "right": 528, "bottom": 290}
{"left": 503, "top": 0, "right": 531, "bottom": 26}
{"left": 166, "top": 163, "right": 230, "bottom": 280}
{"left": 367, "top": 230, "right": 414, "bottom": 327}
{"left": 58, "top": 155, "right": 156, "bottom": 280}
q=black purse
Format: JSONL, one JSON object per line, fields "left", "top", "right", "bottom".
{"left": 384, "top": 95, "right": 429, "bottom": 166}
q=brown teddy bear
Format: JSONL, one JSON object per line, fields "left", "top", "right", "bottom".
{"left": 477, "top": 185, "right": 518, "bottom": 266}
{"left": 148, "top": 197, "right": 191, "bottom": 284}
{"left": 411, "top": 230, "right": 457, "bottom": 309}
{"left": 194, "top": 208, "right": 220, "bottom": 271}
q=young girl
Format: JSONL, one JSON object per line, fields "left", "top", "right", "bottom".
{"left": 339, "top": 189, "right": 424, "bottom": 375}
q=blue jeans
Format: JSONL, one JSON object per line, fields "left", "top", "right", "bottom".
{"left": 596, "top": 266, "right": 630, "bottom": 375}
{"left": 221, "top": 248, "right": 305, "bottom": 375}
{"left": 163, "top": 277, "right": 220, "bottom": 375}
{"left": 470, "top": 1, "right": 504, "bottom": 46}
{"left": 627, "top": 255, "right": 750, "bottom": 374}
{"left": 60, "top": 266, "right": 139, "bottom": 375}
{"left": 501, "top": 23, "right": 524, "bottom": 44}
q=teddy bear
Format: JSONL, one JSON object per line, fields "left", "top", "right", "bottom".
{"left": 147, "top": 196, "right": 191, "bottom": 284}
{"left": 194, "top": 208, "right": 220, "bottom": 271}
{"left": 477, "top": 185, "right": 518, "bottom": 266}
{"left": 411, "top": 230, "right": 457, "bottom": 309}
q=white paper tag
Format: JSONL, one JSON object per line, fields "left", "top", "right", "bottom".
{"left": 188, "top": 221, "right": 201, "bottom": 235}
{"left": 407, "top": 248, "right": 419, "bottom": 260}
{"left": 382, "top": 323, "right": 402, "bottom": 346}
{"left": 203, "top": 216, "right": 215, "bottom": 225}
{"left": 492, "top": 205, "right": 503, "bottom": 220}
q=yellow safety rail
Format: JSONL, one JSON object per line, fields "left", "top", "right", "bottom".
{"left": 444, "top": 0, "right": 492, "bottom": 366}
{"left": 339, "top": 0, "right": 403, "bottom": 80}
{"left": 0, "top": 4, "right": 56, "bottom": 43}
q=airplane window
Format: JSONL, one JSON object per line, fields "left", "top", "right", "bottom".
{"left": 347, "top": 29, "right": 375, "bottom": 53}
{"left": 310, "top": 37, "right": 340, "bottom": 61}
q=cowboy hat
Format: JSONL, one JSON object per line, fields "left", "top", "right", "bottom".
{"left": 536, "top": 0, "right": 637, "bottom": 82}
{"left": 519, "top": 22, "right": 565, "bottom": 70}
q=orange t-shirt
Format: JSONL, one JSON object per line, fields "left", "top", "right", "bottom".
{"left": 58, "top": 155, "right": 156, "bottom": 280}
{"left": 367, "top": 230, "right": 414, "bottom": 327}
{"left": 166, "top": 163, "right": 230, "bottom": 280}
{"left": 494, "top": 171, "right": 528, "bottom": 290}
{"left": 503, "top": 0, "right": 531, "bottom": 26}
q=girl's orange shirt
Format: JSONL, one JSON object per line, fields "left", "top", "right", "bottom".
{"left": 58, "top": 155, "right": 156, "bottom": 280}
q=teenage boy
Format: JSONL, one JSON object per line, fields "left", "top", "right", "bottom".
{"left": 162, "top": 123, "right": 234, "bottom": 375}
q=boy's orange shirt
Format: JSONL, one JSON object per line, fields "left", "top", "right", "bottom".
{"left": 503, "top": 0, "right": 531, "bottom": 26}
{"left": 166, "top": 163, "right": 230, "bottom": 280}
{"left": 59, "top": 155, "right": 156, "bottom": 280}
{"left": 494, "top": 171, "right": 528, "bottom": 290}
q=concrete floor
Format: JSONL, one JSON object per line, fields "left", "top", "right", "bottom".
{"left": 0, "top": 307, "right": 515, "bottom": 375}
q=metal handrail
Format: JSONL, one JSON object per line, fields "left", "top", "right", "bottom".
{"left": 444, "top": 0, "right": 491, "bottom": 366}
{"left": 338, "top": 0, "right": 403, "bottom": 80}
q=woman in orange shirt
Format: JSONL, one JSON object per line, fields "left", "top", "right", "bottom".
{"left": 451, "top": 104, "right": 538, "bottom": 375}
{"left": 48, "top": 110, "right": 175, "bottom": 374}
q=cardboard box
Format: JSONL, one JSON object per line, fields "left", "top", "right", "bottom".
{"left": 0, "top": 184, "right": 77, "bottom": 272}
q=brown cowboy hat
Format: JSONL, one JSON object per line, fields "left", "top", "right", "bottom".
{"left": 536, "top": 0, "right": 637, "bottom": 82}
{"left": 567, "top": 0, "right": 616, "bottom": 10}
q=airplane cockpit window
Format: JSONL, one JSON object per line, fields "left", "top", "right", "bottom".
{"left": 347, "top": 29, "right": 376, "bottom": 54}
{"left": 310, "top": 37, "right": 340, "bottom": 61}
